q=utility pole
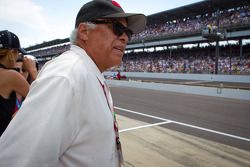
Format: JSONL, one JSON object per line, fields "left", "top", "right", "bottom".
{"left": 215, "top": 9, "right": 220, "bottom": 74}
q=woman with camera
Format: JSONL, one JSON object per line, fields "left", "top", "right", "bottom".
{"left": 0, "top": 30, "right": 38, "bottom": 136}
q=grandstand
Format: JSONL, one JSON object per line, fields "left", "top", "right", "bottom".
{"left": 25, "top": 0, "right": 250, "bottom": 75}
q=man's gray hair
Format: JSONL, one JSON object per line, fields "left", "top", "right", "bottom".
{"left": 70, "top": 22, "right": 96, "bottom": 45}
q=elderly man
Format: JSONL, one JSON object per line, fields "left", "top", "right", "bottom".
{"left": 0, "top": 0, "right": 146, "bottom": 167}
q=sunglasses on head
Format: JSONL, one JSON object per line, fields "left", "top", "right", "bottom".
{"left": 91, "top": 20, "right": 133, "bottom": 40}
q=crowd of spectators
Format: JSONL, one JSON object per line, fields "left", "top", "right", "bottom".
{"left": 30, "top": 7, "right": 250, "bottom": 58}
{"left": 109, "top": 45, "right": 250, "bottom": 75}
{"left": 33, "top": 44, "right": 250, "bottom": 75}
{"left": 29, "top": 6, "right": 250, "bottom": 75}
{"left": 28, "top": 44, "right": 70, "bottom": 58}
{"left": 131, "top": 7, "right": 250, "bottom": 42}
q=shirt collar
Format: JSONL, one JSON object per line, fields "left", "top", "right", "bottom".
{"left": 70, "top": 45, "right": 106, "bottom": 84}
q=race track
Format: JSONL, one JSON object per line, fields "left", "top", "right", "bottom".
{"left": 110, "top": 86, "right": 250, "bottom": 151}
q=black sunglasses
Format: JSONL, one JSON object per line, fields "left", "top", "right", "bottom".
{"left": 91, "top": 20, "right": 133, "bottom": 40}
{"left": 14, "top": 68, "right": 21, "bottom": 72}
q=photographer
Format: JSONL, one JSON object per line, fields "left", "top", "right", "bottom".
{"left": 0, "top": 30, "right": 38, "bottom": 136}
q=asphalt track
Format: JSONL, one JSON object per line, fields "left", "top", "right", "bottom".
{"left": 110, "top": 85, "right": 250, "bottom": 151}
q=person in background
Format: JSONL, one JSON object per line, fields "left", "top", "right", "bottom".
{"left": 16, "top": 54, "right": 39, "bottom": 84}
{"left": 0, "top": 30, "right": 38, "bottom": 136}
{"left": 116, "top": 70, "right": 121, "bottom": 80}
{"left": 0, "top": 0, "right": 146, "bottom": 167}
{"left": 14, "top": 55, "right": 38, "bottom": 114}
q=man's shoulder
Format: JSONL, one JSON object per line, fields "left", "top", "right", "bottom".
{"left": 47, "top": 50, "right": 86, "bottom": 68}
{"left": 38, "top": 51, "right": 86, "bottom": 79}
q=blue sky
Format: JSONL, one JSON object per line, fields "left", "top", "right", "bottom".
{"left": 0, "top": 0, "right": 202, "bottom": 48}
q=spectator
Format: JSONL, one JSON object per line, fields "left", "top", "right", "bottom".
{"left": 116, "top": 70, "right": 121, "bottom": 80}
{"left": 0, "top": 1, "right": 146, "bottom": 167}
{"left": 14, "top": 55, "right": 38, "bottom": 114}
{"left": 0, "top": 30, "right": 37, "bottom": 136}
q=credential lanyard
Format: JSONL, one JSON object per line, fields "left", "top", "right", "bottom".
{"left": 97, "top": 78, "right": 124, "bottom": 166}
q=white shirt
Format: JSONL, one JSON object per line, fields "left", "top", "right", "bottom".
{"left": 0, "top": 45, "right": 119, "bottom": 167}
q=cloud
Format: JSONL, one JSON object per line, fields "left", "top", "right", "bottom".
{"left": 0, "top": 0, "right": 50, "bottom": 32}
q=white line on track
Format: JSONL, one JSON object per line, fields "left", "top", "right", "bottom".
{"left": 115, "top": 107, "right": 171, "bottom": 122}
{"left": 119, "top": 121, "right": 171, "bottom": 133}
{"left": 115, "top": 106, "right": 250, "bottom": 142}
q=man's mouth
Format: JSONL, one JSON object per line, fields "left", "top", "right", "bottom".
{"left": 114, "top": 46, "right": 125, "bottom": 54}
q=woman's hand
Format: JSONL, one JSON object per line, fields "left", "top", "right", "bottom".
{"left": 22, "top": 56, "right": 38, "bottom": 82}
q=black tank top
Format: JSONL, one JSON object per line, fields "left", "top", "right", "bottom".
{"left": 0, "top": 64, "right": 17, "bottom": 136}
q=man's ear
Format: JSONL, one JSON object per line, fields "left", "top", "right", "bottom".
{"left": 77, "top": 23, "right": 89, "bottom": 41}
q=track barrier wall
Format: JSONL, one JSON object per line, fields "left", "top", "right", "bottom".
{"left": 104, "top": 72, "right": 250, "bottom": 100}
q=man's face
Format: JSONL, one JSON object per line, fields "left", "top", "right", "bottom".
{"left": 85, "top": 18, "right": 130, "bottom": 72}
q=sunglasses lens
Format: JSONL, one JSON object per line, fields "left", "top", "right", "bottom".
{"left": 91, "top": 20, "right": 133, "bottom": 40}
{"left": 125, "top": 29, "right": 132, "bottom": 40}
{"left": 113, "top": 22, "right": 123, "bottom": 36}
{"left": 113, "top": 22, "right": 132, "bottom": 40}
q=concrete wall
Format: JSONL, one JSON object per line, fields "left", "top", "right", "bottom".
{"left": 107, "top": 79, "right": 250, "bottom": 101}
{"left": 104, "top": 72, "right": 250, "bottom": 83}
